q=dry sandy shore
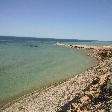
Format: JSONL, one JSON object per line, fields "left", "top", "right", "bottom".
{"left": 0, "top": 44, "right": 112, "bottom": 112}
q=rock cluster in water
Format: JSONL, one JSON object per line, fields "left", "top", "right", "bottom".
{"left": 0, "top": 44, "right": 112, "bottom": 112}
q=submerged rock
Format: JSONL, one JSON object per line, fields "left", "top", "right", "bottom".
{"left": 29, "top": 45, "right": 38, "bottom": 47}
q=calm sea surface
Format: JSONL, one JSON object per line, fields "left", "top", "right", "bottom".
{"left": 0, "top": 37, "right": 97, "bottom": 102}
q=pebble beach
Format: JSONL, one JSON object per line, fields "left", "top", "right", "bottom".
{"left": 0, "top": 44, "right": 112, "bottom": 112}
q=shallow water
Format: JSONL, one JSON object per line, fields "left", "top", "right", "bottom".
{"left": 0, "top": 39, "right": 96, "bottom": 101}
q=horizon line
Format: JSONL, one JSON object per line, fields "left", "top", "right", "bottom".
{"left": 0, "top": 35, "right": 112, "bottom": 42}
{"left": 0, "top": 35, "right": 101, "bottom": 41}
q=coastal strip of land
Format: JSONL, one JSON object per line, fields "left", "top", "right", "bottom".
{"left": 0, "top": 44, "right": 112, "bottom": 112}
{"left": 57, "top": 44, "right": 112, "bottom": 112}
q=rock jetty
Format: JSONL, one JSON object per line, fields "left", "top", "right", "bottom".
{"left": 0, "top": 44, "right": 112, "bottom": 112}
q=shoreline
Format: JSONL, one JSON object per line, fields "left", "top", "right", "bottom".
{"left": 0, "top": 44, "right": 94, "bottom": 106}
{"left": 0, "top": 44, "right": 112, "bottom": 112}
{"left": 0, "top": 51, "right": 96, "bottom": 108}
{"left": 0, "top": 46, "right": 96, "bottom": 106}
{"left": 0, "top": 60, "right": 97, "bottom": 110}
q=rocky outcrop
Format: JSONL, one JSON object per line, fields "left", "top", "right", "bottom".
{"left": 95, "top": 48, "right": 112, "bottom": 60}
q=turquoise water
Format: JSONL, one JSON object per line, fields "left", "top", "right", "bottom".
{"left": 0, "top": 41, "right": 96, "bottom": 101}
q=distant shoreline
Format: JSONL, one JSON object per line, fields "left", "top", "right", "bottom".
{"left": 1, "top": 44, "right": 112, "bottom": 112}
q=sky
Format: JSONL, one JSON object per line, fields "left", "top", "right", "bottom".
{"left": 0, "top": 0, "right": 112, "bottom": 41}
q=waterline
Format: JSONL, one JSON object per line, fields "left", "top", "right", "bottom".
{"left": 0, "top": 41, "right": 96, "bottom": 103}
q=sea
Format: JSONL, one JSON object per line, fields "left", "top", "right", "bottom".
{"left": 1, "top": 36, "right": 110, "bottom": 103}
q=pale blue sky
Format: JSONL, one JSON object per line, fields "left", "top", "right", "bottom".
{"left": 0, "top": 0, "right": 112, "bottom": 40}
